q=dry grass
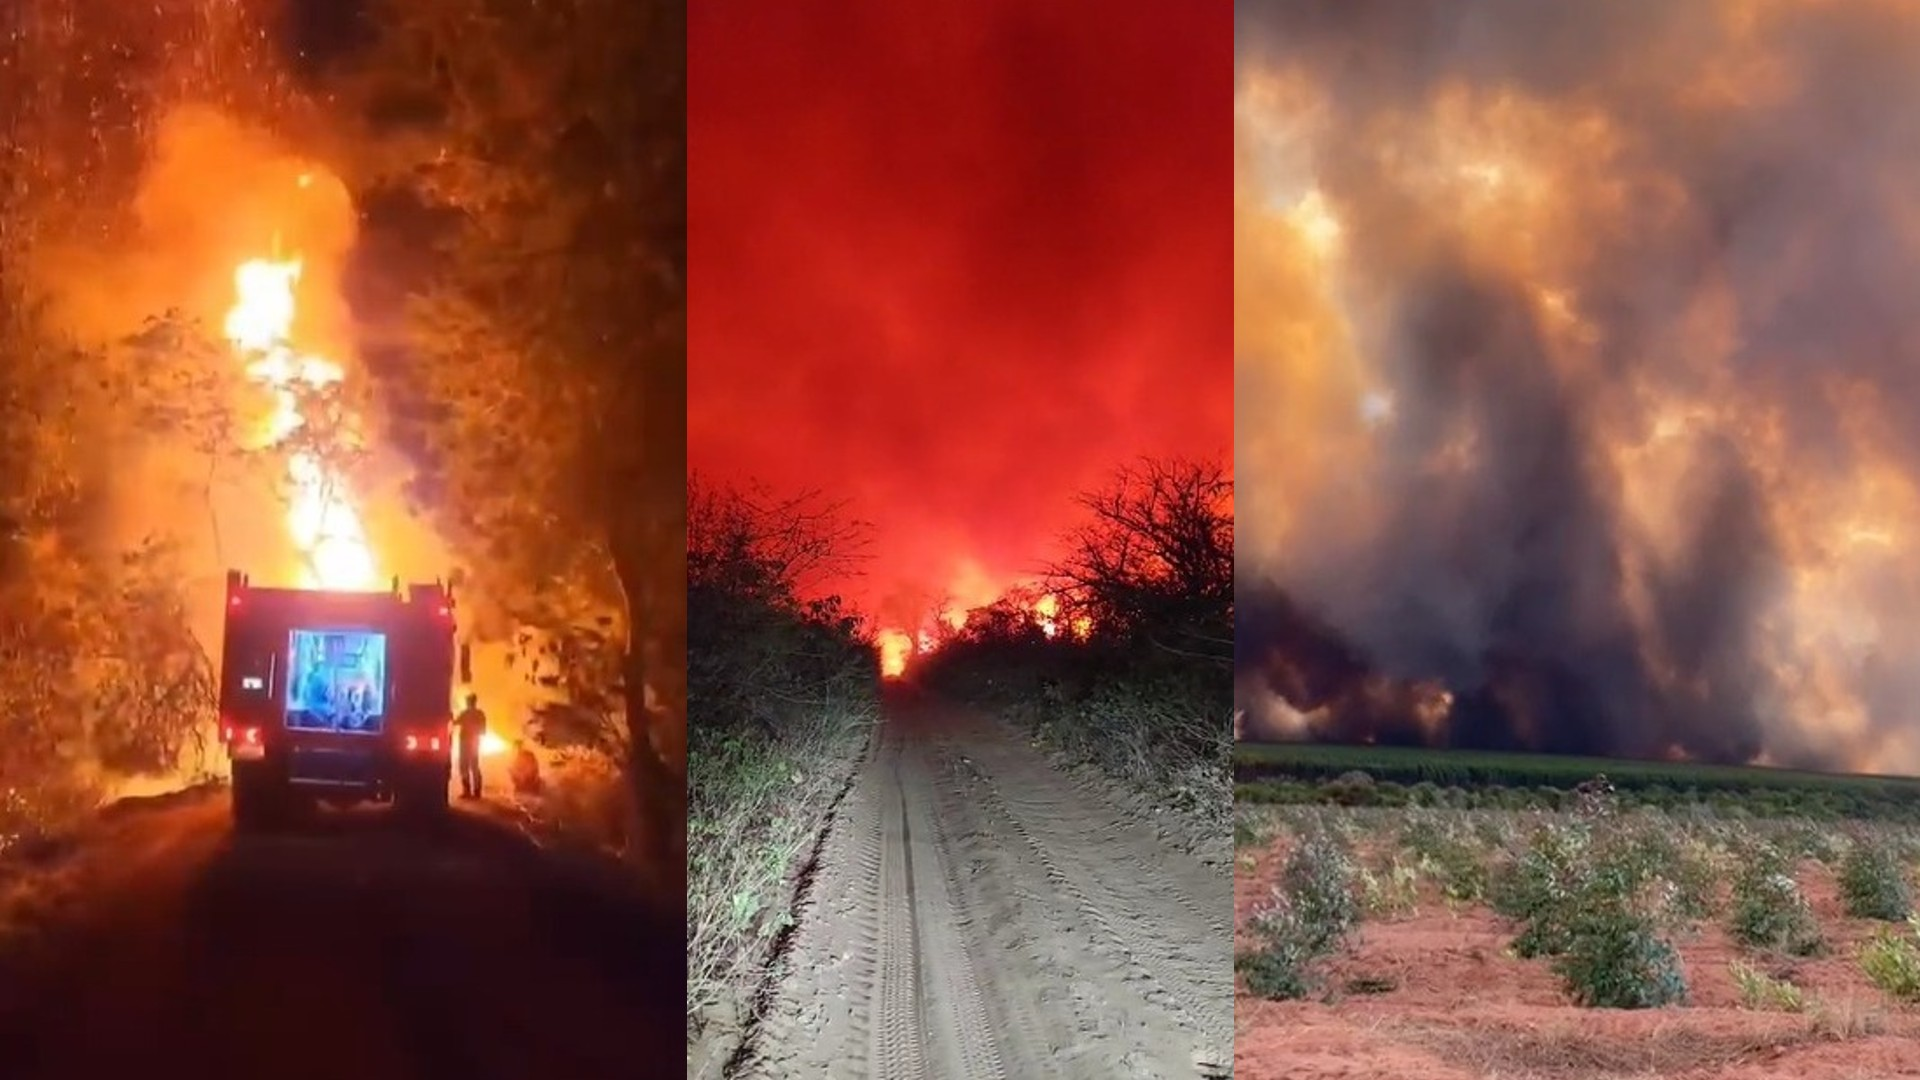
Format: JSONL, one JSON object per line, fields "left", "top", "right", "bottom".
{"left": 972, "top": 667, "right": 1232, "bottom": 841}
{"left": 1808, "top": 995, "right": 1889, "bottom": 1041}
{"left": 685, "top": 701, "right": 874, "bottom": 1047}
{"left": 1412, "top": 1018, "right": 1819, "bottom": 1079}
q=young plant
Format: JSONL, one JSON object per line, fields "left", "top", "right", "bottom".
{"left": 1234, "top": 807, "right": 1278, "bottom": 850}
{"left": 1618, "top": 824, "right": 1720, "bottom": 924}
{"left": 1283, "top": 832, "right": 1360, "bottom": 953}
{"left": 1490, "top": 819, "right": 1593, "bottom": 957}
{"left": 1237, "top": 833, "right": 1358, "bottom": 1000}
{"left": 1840, "top": 840, "right": 1914, "bottom": 922}
{"left": 1237, "top": 899, "right": 1321, "bottom": 1002}
{"left": 1729, "top": 960, "right": 1805, "bottom": 1012}
{"left": 1401, "top": 817, "right": 1488, "bottom": 903}
{"left": 1859, "top": 916, "right": 1920, "bottom": 1003}
{"left": 1358, "top": 857, "right": 1420, "bottom": 919}
{"left": 1492, "top": 817, "right": 1689, "bottom": 1007}
{"left": 1553, "top": 901, "right": 1689, "bottom": 1009}
{"left": 1729, "top": 853, "right": 1824, "bottom": 957}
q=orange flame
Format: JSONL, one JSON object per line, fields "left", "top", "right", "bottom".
{"left": 1035, "top": 593, "right": 1061, "bottom": 638}
{"left": 877, "top": 629, "right": 914, "bottom": 679}
{"left": 224, "top": 250, "right": 377, "bottom": 590}
{"left": 874, "top": 587, "right": 1094, "bottom": 679}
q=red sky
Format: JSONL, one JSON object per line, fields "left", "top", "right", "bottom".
{"left": 688, "top": 0, "right": 1230, "bottom": 629}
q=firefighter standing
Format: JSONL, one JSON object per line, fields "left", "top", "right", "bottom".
{"left": 454, "top": 693, "right": 487, "bottom": 799}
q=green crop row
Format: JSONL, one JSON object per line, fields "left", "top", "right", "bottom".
{"left": 1236, "top": 742, "right": 1920, "bottom": 806}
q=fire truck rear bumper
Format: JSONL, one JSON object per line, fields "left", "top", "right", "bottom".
{"left": 234, "top": 744, "right": 447, "bottom": 796}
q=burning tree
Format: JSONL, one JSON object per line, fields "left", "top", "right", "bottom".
{"left": 0, "top": 6, "right": 250, "bottom": 843}
{"left": 221, "top": 253, "right": 379, "bottom": 590}
{"left": 327, "top": 0, "right": 687, "bottom": 880}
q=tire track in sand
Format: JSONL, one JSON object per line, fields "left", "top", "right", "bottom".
{"left": 872, "top": 737, "right": 929, "bottom": 1079}
{"left": 735, "top": 705, "right": 1225, "bottom": 1078}
{"left": 953, "top": 723, "right": 1234, "bottom": 1074}
{"left": 895, "top": 737, "right": 1027, "bottom": 1080}
{"left": 731, "top": 758, "right": 885, "bottom": 1079}
{"left": 738, "top": 719, "right": 1024, "bottom": 1079}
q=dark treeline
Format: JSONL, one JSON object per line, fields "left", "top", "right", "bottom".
{"left": 919, "top": 457, "right": 1234, "bottom": 821}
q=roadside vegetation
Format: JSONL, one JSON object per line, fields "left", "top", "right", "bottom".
{"left": 0, "top": 33, "right": 229, "bottom": 858}
{"left": 918, "top": 458, "right": 1233, "bottom": 833}
{"left": 1236, "top": 789, "right": 1920, "bottom": 1016}
{"left": 685, "top": 476, "right": 880, "bottom": 1047}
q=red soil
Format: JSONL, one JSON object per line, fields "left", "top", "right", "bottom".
{"left": 1235, "top": 841, "right": 1920, "bottom": 1080}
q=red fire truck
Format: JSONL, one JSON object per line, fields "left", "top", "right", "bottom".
{"left": 217, "top": 569, "right": 459, "bottom": 828}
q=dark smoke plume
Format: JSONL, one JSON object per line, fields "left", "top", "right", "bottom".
{"left": 1237, "top": 0, "right": 1920, "bottom": 773}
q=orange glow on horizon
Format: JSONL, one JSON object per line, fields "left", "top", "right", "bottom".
{"left": 874, "top": 587, "right": 1092, "bottom": 678}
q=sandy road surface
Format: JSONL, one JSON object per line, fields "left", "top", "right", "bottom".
{"left": 737, "top": 699, "right": 1232, "bottom": 1080}
{"left": 0, "top": 789, "right": 682, "bottom": 1080}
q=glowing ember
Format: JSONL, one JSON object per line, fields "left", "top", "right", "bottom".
{"left": 1033, "top": 593, "right": 1092, "bottom": 640}
{"left": 223, "top": 253, "right": 377, "bottom": 590}
{"left": 1034, "top": 594, "right": 1061, "bottom": 638}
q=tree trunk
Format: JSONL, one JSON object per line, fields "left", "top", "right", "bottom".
{"left": 609, "top": 312, "right": 686, "bottom": 909}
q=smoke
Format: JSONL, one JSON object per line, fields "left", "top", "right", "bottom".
{"left": 31, "top": 108, "right": 345, "bottom": 631}
{"left": 35, "top": 106, "right": 467, "bottom": 685}
{"left": 1237, "top": 0, "right": 1920, "bottom": 773}
{"left": 689, "top": 0, "right": 1229, "bottom": 629}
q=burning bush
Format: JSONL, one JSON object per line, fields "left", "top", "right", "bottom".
{"left": 0, "top": 265, "right": 217, "bottom": 851}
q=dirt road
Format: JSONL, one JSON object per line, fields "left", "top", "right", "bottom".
{"left": 0, "top": 789, "right": 681, "bottom": 1080}
{"left": 737, "top": 699, "right": 1233, "bottom": 1080}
